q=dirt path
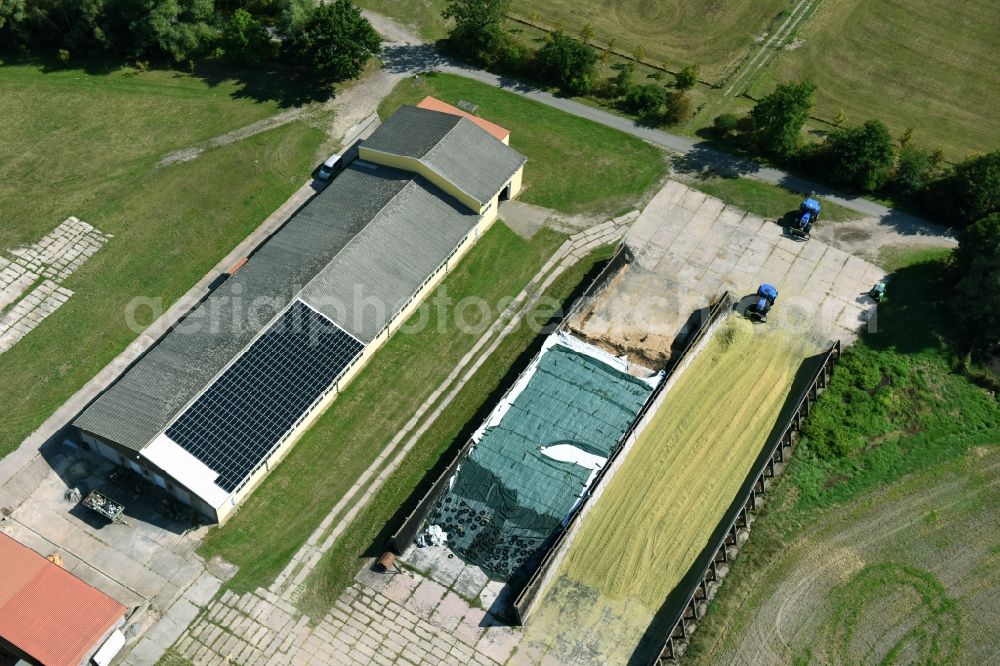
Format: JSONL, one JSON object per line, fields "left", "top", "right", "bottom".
{"left": 694, "top": 449, "right": 1000, "bottom": 665}
{"left": 813, "top": 214, "right": 957, "bottom": 266}
{"left": 155, "top": 13, "right": 418, "bottom": 170}
{"left": 156, "top": 106, "right": 322, "bottom": 167}
{"left": 722, "top": 0, "right": 822, "bottom": 97}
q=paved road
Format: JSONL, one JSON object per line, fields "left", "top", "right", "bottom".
{"left": 369, "top": 13, "right": 952, "bottom": 244}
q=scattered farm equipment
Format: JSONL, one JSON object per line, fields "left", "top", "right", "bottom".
{"left": 747, "top": 284, "right": 778, "bottom": 323}
{"left": 790, "top": 198, "right": 821, "bottom": 239}
{"left": 82, "top": 490, "right": 128, "bottom": 526}
{"left": 868, "top": 280, "right": 887, "bottom": 303}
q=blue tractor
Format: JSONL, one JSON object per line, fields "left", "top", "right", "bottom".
{"left": 748, "top": 283, "right": 778, "bottom": 322}
{"left": 791, "top": 197, "right": 821, "bottom": 239}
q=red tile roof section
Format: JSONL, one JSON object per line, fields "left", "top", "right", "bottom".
{"left": 416, "top": 96, "right": 510, "bottom": 142}
{"left": 0, "top": 533, "right": 126, "bottom": 666}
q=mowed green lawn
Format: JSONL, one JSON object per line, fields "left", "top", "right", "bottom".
{"left": 0, "top": 61, "right": 326, "bottom": 456}
{"left": 752, "top": 0, "right": 1000, "bottom": 161}
{"left": 379, "top": 72, "right": 666, "bottom": 214}
{"left": 201, "top": 73, "right": 666, "bottom": 597}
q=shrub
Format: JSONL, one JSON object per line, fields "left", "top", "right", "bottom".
{"left": 664, "top": 91, "right": 692, "bottom": 125}
{"left": 57, "top": 48, "right": 70, "bottom": 62}
{"left": 713, "top": 112, "right": 740, "bottom": 137}
{"left": 749, "top": 80, "right": 815, "bottom": 158}
{"left": 534, "top": 30, "right": 598, "bottom": 95}
{"left": 822, "top": 119, "right": 895, "bottom": 192}
{"left": 624, "top": 83, "right": 667, "bottom": 118}
{"left": 892, "top": 144, "right": 932, "bottom": 198}
{"left": 675, "top": 64, "right": 698, "bottom": 91}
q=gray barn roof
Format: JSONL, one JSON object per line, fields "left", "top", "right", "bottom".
{"left": 363, "top": 105, "right": 526, "bottom": 206}
{"left": 75, "top": 163, "right": 479, "bottom": 452}
{"left": 300, "top": 180, "right": 479, "bottom": 342}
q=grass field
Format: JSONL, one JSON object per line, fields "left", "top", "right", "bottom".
{"left": 521, "top": 319, "right": 815, "bottom": 664}
{"left": 750, "top": 0, "right": 1000, "bottom": 161}
{"left": 508, "top": 0, "right": 788, "bottom": 81}
{"left": 358, "top": 0, "right": 788, "bottom": 82}
{"left": 0, "top": 61, "right": 326, "bottom": 457}
{"left": 689, "top": 448, "right": 1000, "bottom": 664}
{"left": 0, "top": 61, "right": 303, "bottom": 250}
{"left": 687, "top": 251, "right": 1000, "bottom": 663}
{"left": 379, "top": 73, "right": 667, "bottom": 215}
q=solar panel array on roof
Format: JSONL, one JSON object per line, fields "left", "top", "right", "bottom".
{"left": 166, "top": 301, "right": 363, "bottom": 491}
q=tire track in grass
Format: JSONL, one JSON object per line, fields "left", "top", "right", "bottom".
{"left": 714, "top": 456, "right": 1000, "bottom": 664}
{"left": 723, "top": 0, "right": 823, "bottom": 97}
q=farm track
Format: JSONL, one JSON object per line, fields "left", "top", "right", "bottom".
{"left": 723, "top": 0, "right": 823, "bottom": 97}
{"left": 702, "top": 451, "right": 1000, "bottom": 664}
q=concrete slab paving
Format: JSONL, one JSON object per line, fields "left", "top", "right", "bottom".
{"left": 497, "top": 201, "right": 552, "bottom": 240}
{"left": 572, "top": 180, "right": 888, "bottom": 360}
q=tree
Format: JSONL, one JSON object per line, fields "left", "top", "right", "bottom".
{"left": 132, "top": 0, "right": 220, "bottom": 63}
{"left": 610, "top": 62, "right": 634, "bottom": 97}
{"left": 892, "top": 144, "right": 932, "bottom": 198}
{"left": 0, "top": 0, "right": 219, "bottom": 61}
{"left": 578, "top": 22, "right": 594, "bottom": 44}
{"left": 823, "top": 119, "right": 895, "bottom": 192}
{"left": 674, "top": 64, "right": 698, "bottom": 91}
{"left": 928, "top": 148, "right": 945, "bottom": 175}
{"left": 749, "top": 80, "right": 815, "bottom": 158}
{"left": 442, "top": 0, "right": 510, "bottom": 61}
{"left": 278, "top": 0, "right": 314, "bottom": 37}
{"left": 944, "top": 151, "right": 1000, "bottom": 227}
{"left": 624, "top": 84, "right": 666, "bottom": 118}
{"left": 663, "top": 91, "right": 692, "bottom": 125}
{"left": 954, "top": 213, "right": 1000, "bottom": 347}
{"left": 833, "top": 109, "right": 847, "bottom": 126}
{"left": 283, "top": 0, "right": 381, "bottom": 82}
{"left": 442, "top": 0, "right": 509, "bottom": 28}
{"left": 0, "top": 0, "right": 26, "bottom": 32}
{"left": 534, "top": 30, "right": 597, "bottom": 94}
{"left": 222, "top": 8, "right": 271, "bottom": 64}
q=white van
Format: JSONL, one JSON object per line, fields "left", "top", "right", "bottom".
{"left": 316, "top": 154, "right": 342, "bottom": 182}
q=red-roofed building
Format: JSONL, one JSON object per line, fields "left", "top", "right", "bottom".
{"left": 416, "top": 96, "right": 511, "bottom": 144}
{"left": 0, "top": 533, "right": 127, "bottom": 666}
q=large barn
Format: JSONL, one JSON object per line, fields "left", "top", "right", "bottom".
{"left": 74, "top": 102, "right": 526, "bottom": 522}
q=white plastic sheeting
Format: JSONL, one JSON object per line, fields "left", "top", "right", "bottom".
{"left": 540, "top": 443, "right": 607, "bottom": 470}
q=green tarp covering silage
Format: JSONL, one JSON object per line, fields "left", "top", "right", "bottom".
{"left": 428, "top": 343, "right": 653, "bottom": 581}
